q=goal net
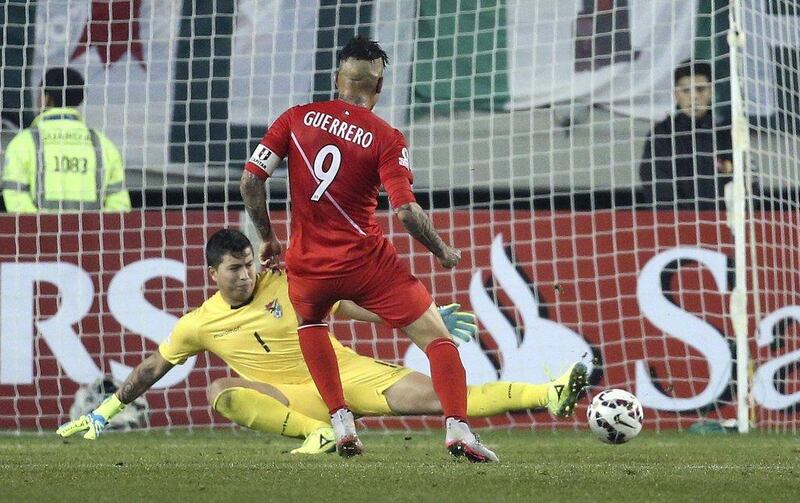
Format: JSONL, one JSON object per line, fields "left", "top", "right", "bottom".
{"left": 737, "top": 0, "right": 800, "bottom": 433}
{"left": 1, "top": 0, "right": 798, "bottom": 433}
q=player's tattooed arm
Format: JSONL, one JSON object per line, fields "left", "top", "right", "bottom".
{"left": 240, "top": 171, "right": 272, "bottom": 238}
{"left": 116, "top": 352, "right": 174, "bottom": 404}
{"left": 241, "top": 171, "right": 283, "bottom": 267}
{"left": 395, "top": 202, "right": 461, "bottom": 268}
{"left": 395, "top": 202, "right": 446, "bottom": 255}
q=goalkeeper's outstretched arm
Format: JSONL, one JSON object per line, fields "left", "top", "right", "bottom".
{"left": 116, "top": 352, "right": 175, "bottom": 403}
{"left": 334, "top": 301, "right": 383, "bottom": 323}
{"left": 56, "top": 352, "right": 174, "bottom": 440}
{"left": 334, "top": 301, "right": 478, "bottom": 345}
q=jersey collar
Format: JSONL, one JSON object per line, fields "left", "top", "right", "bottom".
{"left": 229, "top": 293, "right": 256, "bottom": 310}
{"left": 31, "top": 107, "right": 83, "bottom": 127}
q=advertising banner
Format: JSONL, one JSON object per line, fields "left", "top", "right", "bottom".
{"left": 1, "top": 210, "right": 798, "bottom": 429}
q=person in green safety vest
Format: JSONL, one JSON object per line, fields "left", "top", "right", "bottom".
{"left": 2, "top": 67, "right": 131, "bottom": 213}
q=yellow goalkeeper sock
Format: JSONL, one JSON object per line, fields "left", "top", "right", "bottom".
{"left": 466, "top": 382, "right": 549, "bottom": 417}
{"left": 212, "top": 387, "right": 328, "bottom": 438}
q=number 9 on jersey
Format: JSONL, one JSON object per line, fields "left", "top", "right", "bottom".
{"left": 311, "top": 144, "right": 342, "bottom": 201}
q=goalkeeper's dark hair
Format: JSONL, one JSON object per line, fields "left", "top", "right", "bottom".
{"left": 337, "top": 35, "right": 389, "bottom": 67}
{"left": 206, "top": 229, "right": 253, "bottom": 268}
{"left": 674, "top": 60, "right": 712, "bottom": 84}
{"left": 41, "top": 67, "right": 85, "bottom": 107}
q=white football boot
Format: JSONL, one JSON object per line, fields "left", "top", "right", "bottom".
{"left": 330, "top": 408, "right": 363, "bottom": 457}
{"left": 445, "top": 418, "right": 499, "bottom": 463}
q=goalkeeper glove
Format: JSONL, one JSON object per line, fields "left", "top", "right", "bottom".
{"left": 438, "top": 303, "right": 478, "bottom": 344}
{"left": 56, "top": 394, "right": 125, "bottom": 440}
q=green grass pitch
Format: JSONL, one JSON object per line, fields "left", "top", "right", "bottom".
{"left": 1, "top": 429, "right": 798, "bottom": 502}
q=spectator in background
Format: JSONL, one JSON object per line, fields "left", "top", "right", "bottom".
{"left": 639, "top": 60, "right": 732, "bottom": 209}
{"left": 2, "top": 67, "right": 130, "bottom": 213}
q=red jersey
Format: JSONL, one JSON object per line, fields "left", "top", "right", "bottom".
{"left": 245, "top": 99, "right": 416, "bottom": 278}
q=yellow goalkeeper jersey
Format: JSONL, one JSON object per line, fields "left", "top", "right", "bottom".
{"left": 159, "top": 270, "right": 345, "bottom": 384}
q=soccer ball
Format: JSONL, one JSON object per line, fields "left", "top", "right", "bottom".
{"left": 586, "top": 389, "right": 643, "bottom": 444}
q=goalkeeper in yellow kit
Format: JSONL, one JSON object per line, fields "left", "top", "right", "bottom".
{"left": 58, "top": 229, "right": 587, "bottom": 453}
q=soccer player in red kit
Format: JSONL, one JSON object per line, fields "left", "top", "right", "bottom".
{"left": 240, "top": 36, "right": 498, "bottom": 462}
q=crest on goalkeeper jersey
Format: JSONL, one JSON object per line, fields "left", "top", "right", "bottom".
{"left": 265, "top": 299, "right": 283, "bottom": 319}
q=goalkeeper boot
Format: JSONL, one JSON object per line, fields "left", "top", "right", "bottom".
{"left": 290, "top": 427, "right": 336, "bottom": 455}
{"left": 546, "top": 362, "right": 588, "bottom": 417}
{"left": 330, "top": 408, "right": 363, "bottom": 458}
{"left": 445, "top": 418, "right": 499, "bottom": 463}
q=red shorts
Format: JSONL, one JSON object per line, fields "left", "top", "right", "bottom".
{"left": 287, "top": 253, "right": 432, "bottom": 328}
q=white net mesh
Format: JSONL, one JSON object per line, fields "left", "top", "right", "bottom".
{"left": 0, "top": 0, "right": 798, "bottom": 433}
{"left": 739, "top": 0, "right": 800, "bottom": 433}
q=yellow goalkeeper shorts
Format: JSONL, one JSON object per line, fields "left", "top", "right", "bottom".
{"left": 269, "top": 347, "right": 413, "bottom": 422}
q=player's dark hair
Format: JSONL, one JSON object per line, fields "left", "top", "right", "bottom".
{"left": 206, "top": 229, "right": 253, "bottom": 268}
{"left": 337, "top": 35, "right": 389, "bottom": 67}
{"left": 674, "top": 60, "right": 712, "bottom": 84}
{"left": 41, "top": 67, "right": 85, "bottom": 107}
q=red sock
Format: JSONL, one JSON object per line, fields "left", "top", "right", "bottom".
{"left": 298, "top": 325, "right": 346, "bottom": 414}
{"left": 425, "top": 338, "right": 468, "bottom": 421}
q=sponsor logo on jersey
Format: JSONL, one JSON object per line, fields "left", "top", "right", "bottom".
{"left": 398, "top": 147, "right": 410, "bottom": 169}
{"left": 266, "top": 299, "right": 283, "bottom": 319}
{"left": 213, "top": 326, "right": 242, "bottom": 338}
